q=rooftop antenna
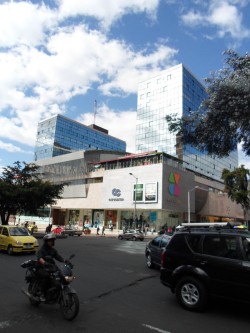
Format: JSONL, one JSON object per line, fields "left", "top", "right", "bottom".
{"left": 93, "top": 100, "right": 97, "bottom": 124}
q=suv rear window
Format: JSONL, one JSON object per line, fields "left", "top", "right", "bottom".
{"left": 167, "top": 233, "right": 190, "bottom": 252}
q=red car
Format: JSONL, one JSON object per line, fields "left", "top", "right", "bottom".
{"left": 52, "top": 226, "right": 65, "bottom": 234}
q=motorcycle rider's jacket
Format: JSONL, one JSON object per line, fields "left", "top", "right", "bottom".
{"left": 37, "top": 243, "right": 65, "bottom": 264}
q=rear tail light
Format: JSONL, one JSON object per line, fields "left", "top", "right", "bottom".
{"left": 161, "top": 249, "right": 166, "bottom": 268}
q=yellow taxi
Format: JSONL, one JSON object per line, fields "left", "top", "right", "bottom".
{"left": 0, "top": 225, "right": 39, "bottom": 255}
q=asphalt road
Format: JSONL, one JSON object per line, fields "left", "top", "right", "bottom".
{"left": 1, "top": 235, "right": 250, "bottom": 333}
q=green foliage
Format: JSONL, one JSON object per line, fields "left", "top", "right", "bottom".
{"left": 0, "top": 161, "right": 65, "bottom": 225}
{"left": 166, "top": 50, "right": 250, "bottom": 157}
{"left": 221, "top": 166, "right": 250, "bottom": 217}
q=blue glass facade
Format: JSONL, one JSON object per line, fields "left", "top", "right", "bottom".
{"left": 135, "top": 64, "right": 238, "bottom": 181}
{"left": 34, "top": 115, "right": 126, "bottom": 161}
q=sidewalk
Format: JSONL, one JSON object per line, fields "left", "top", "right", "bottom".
{"left": 33, "top": 228, "right": 156, "bottom": 239}
{"left": 82, "top": 228, "right": 157, "bottom": 239}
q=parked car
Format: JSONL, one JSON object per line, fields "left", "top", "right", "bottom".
{"left": 145, "top": 234, "right": 171, "bottom": 269}
{"left": 118, "top": 229, "right": 144, "bottom": 241}
{"left": 0, "top": 225, "right": 39, "bottom": 255}
{"left": 62, "top": 226, "right": 82, "bottom": 237}
{"left": 52, "top": 226, "right": 65, "bottom": 235}
{"left": 160, "top": 222, "right": 250, "bottom": 312}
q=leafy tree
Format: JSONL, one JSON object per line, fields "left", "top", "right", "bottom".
{"left": 166, "top": 50, "right": 250, "bottom": 157}
{"left": 0, "top": 161, "right": 65, "bottom": 225}
{"left": 221, "top": 166, "right": 250, "bottom": 222}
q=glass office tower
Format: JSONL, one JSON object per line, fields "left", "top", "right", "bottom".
{"left": 34, "top": 114, "right": 126, "bottom": 161}
{"left": 136, "top": 64, "right": 238, "bottom": 181}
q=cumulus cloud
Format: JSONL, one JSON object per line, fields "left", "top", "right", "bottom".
{"left": 181, "top": 0, "right": 250, "bottom": 39}
{"left": 0, "top": 1, "right": 177, "bottom": 150}
{"left": 0, "top": 140, "right": 25, "bottom": 153}
{"left": 0, "top": 1, "right": 56, "bottom": 47}
{"left": 58, "top": 0, "right": 160, "bottom": 29}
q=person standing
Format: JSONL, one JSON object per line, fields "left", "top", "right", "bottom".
{"left": 102, "top": 225, "right": 105, "bottom": 236}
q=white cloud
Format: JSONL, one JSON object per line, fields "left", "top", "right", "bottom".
{"left": 0, "top": 140, "right": 24, "bottom": 153}
{"left": 0, "top": 1, "right": 56, "bottom": 47}
{"left": 238, "top": 144, "right": 250, "bottom": 169}
{"left": 181, "top": 0, "right": 250, "bottom": 40}
{"left": 58, "top": 0, "right": 160, "bottom": 29}
{"left": 0, "top": 7, "right": 177, "bottom": 149}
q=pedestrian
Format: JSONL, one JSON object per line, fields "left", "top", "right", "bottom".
{"left": 102, "top": 226, "right": 105, "bottom": 236}
{"left": 46, "top": 224, "right": 52, "bottom": 233}
{"left": 97, "top": 226, "right": 100, "bottom": 235}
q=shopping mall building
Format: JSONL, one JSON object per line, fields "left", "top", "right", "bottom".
{"left": 26, "top": 150, "right": 245, "bottom": 231}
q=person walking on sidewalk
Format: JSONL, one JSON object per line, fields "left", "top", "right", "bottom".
{"left": 97, "top": 226, "right": 100, "bottom": 235}
{"left": 102, "top": 225, "right": 105, "bottom": 236}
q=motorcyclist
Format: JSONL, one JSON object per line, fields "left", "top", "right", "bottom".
{"left": 36, "top": 233, "right": 66, "bottom": 301}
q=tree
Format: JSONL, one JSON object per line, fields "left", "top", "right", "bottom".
{"left": 166, "top": 50, "right": 250, "bottom": 157}
{"left": 221, "top": 166, "right": 250, "bottom": 222}
{"left": 0, "top": 161, "right": 65, "bottom": 225}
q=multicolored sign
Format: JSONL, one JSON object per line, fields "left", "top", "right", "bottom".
{"left": 168, "top": 172, "right": 180, "bottom": 197}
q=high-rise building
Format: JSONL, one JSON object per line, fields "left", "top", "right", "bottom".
{"left": 135, "top": 64, "right": 238, "bottom": 181}
{"left": 34, "top": 114, "right": 126, "bottom": 161}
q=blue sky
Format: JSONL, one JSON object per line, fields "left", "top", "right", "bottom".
{"left": 0, "top": 0, "right": 249, "bottom": 171}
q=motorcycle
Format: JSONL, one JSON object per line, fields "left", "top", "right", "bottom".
{"left": 21, "top": 254, "right": 79, "bottom": 321}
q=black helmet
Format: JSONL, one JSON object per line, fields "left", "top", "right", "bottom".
{"left": 43, "top": 233, "right": 56, "bottom": 242}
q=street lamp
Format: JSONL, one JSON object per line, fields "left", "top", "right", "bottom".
{"left": 129, "top": 173, "right": 138, "bottom": 228}
{"left": 187, "top": 186, "right": 199, "bottom": 223}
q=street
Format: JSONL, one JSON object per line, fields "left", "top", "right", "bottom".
{"left": 0, "top": 235, "right": 250, "bottom": 333}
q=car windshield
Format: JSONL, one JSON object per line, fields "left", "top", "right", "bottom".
{"left": 9, "top": 227, "right": 30, "bottom": 236}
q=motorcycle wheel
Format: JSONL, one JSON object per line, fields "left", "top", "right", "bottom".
{"left": 28, "top": 281, "right": 40, "bottom": 306}
{"left": 60, "top": 293, "right": 79, "bottom": 321}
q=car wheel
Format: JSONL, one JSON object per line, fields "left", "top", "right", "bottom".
{"left": 118, "top": 235, "right": 123, "bottom": 240}
{"left": 7, "top": 245, "right": 13, "bottom": 255}
{"left": 146, "top": 253, "right": 154, "bottom": 268}
{"left": 176, "top": 276, "right": 208, "bottom": 312}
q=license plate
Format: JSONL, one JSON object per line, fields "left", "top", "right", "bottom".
{"left": 25, "top": 244, "right": 31, "bottom": 248}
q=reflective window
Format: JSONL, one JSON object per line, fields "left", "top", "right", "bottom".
{"left": 34, "top": 115, "right": 126, "bottom": 161}
{"left": 135, "top": 65, "right": 238, "bottom": 182}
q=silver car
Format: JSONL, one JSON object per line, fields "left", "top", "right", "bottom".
{"left": 118, "top": 229, "right": 144, "bottom": 241}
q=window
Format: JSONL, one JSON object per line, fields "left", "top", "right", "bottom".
{"left": 203, "top": 235, "right": 240, "bottom": 259}
{"left": 2, "top": 228, "right": 9, "bottom": 236}
{"left": 186, "top": 235, "right": 202, "bottom": 253}
{"left": 168, "top": 234, "right": 190, "bottom": 252}
{"left": 151, "top": 237, "right": 161, "bottom": 247}
{"left": 242, "top": 237, "right": 250, "bottom": 261}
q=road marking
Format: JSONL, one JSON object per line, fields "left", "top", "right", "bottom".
{"left": 142, "top": 323, "right": 171, "bottom": 333}
{"left": 113, "top": 242, "right": 145, "bottom": 255}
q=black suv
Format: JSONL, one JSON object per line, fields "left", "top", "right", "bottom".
{"left": 160, "top": 222, "right": 250, "bottom": 312}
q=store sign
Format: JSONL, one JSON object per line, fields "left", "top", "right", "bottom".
{"left": 109, "top": 188, "right": 124, "bottom": 201}
{"left": 168, "top": 172, "right": 180, "bottom": 197}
